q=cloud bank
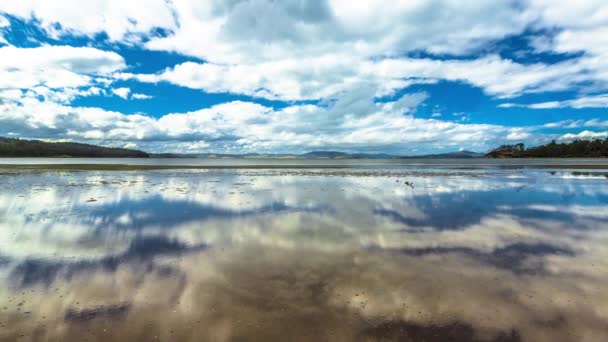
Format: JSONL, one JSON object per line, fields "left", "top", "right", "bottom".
{"left": 1, "top": 1, "right": 608, "bottom": 153}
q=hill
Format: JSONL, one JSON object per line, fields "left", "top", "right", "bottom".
{"left": 400, "top": 150, "right": 485, "bottom": 159}
{"left": 299, "top": 151, "right": 396, "bottom": 159}
{"left": 0, "top": 137, "right": 149, "bottom": 158}
{"left": 150, "top": 150, "right": 483, "bottom": 159}
{"left": 486, "top": 139, "right": 608, "bottom": 158}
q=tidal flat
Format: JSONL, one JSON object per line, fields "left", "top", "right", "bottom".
{"left": 1, "top": 161, "right": 608, "bottom": 341}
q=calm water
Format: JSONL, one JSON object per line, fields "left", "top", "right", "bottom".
{"left": 2, "top": 157, "right": 608, "bottom": 169}
{"left": 1, "top": 160, "right": 607, "bottom": 341}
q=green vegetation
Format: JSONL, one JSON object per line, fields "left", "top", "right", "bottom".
{"left": 487, "top": 139, "right": 608, "bottom": 158}
{"left": 0, "top": 137, "right": 149, "bottom": 158}
{"left": 2, "top": 136, "right": 608, "bottom": 159}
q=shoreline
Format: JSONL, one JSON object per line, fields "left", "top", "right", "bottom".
{"left": 1, "top": 163, "right": 608, "bottom": 171}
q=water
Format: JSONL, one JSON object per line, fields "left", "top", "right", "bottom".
{"left": 0, "top": 160, "right": 607, "bottom": 341}
{"left": 2, "top": 157, "right": 608, "bottom": 169}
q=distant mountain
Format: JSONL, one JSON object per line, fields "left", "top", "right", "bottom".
{"left": 150, "top": 150, "right": 483, "bottom": 159}
{"left": 6, "top": 136, "right": 606, "bottom": 159}
{"left": 299, "top": 151, "right": 395, "bottom": 159}
{"left": 0, "top": 137, "right": 491, "bottom": 159}
{"left": 299, "top": 151, "right": 351, "bottom": 159}
{"left": 0, "top": 137, "right": 149, "bottom": 158}
{"left": 403, "top": 150, "right": 485, "bottom": 159}
{"left": 149, "top": 152, "right": 287, "bottom": 158}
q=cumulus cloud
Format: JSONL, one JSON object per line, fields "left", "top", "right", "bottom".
{"left": 2, "top": 1, "right": 608, "bottom": 152}
{"left": 111, "top": 87, "right": 131, "bottom": 99}
{"left": 109, "top": 88, "right": 153, "bottom": 100}
{"left": 0, "top": 45, "right": 125, "bottom": 90}
{"left": 529, "top": 0, "right": 608, "bottom": 55}
{"left": 560, "top": 130, "right": 608, "bottom": 140}
{"left": 131, "top": 93, "right": 153, "bottom": 100}
{"left": 0, "top": 86, "right": 549, "bottom": 154}
{"left": 501, "top": 94, "right": 608, "bottom": 109}
{"left": 120, "top": 56, "right": 378, "bottom": 101}
{"left": 124, "top": 54, "right": 596, "bottom": 101}
{"left": 543, "top": 118, "right": 608, "bottom": 129}
{"left": 5, "top": 1, "right": 608, "bottom": 101}
{"left": 0, "top": 0, "right": 177, "bottom": 42}
{"left": 139, "top": 0, "right": 532, "bottom": 64}
{"left": 140, "top": 1, "right": 608, "bottom": 101}
{"left": 0, "top": 45, "right": 128, "bottom": 115}
{"left": 0, "top": 1, "right": 540, "bottom": 63}
{"left": 0, "top": 14, "right": 8, "bottom": 44}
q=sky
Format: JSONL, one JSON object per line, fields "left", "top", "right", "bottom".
{"left": 0, "top": 0, "right": 608, "bottom": 155}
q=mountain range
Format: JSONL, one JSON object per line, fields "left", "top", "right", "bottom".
{"left": 0, "top": 137, "right": 486, "bottom": 158}
{"left": 149, "top": 150, "right": 485, "bottom": 159}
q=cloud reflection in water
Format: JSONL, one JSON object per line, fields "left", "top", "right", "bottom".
{"left": 0, "top": 169, "right": 607, "bottom": 341}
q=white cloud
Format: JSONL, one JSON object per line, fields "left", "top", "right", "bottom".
{"left": 0, "top": 88, "right": 545, "bottom": 154}
{"left": 0, "top": 45, "right": 125, "bottom": 90}
{"left": 529, "top": 0, "right": 608, "bottom": 54}
{"left": 560, "top": 130, "right": 608, "bottom": 141}
{"left": 0, "top": 0, "right": 176, "bottom": 42}
{"left": 111, "top": 87, "right": 130, "bottom": 99}
{"left": 0, "top": 45, "right": 124, "bottom": 107}
{"left": 125, "top": 54, "right": 594, "bottom": 101}
{"left": 526, "top": 1, "right": 608, "bottom": 94}
{"left": 0, "top": 14, "right": 8, "bottom": 27}
{"left": 0, "top": 89, "right": 23, "bottom": 102}
{"left": 187, "top": 141, "right": 210, "bottom": 151}
{"left": 121, "top": 56, "right": 395, "bottom": 101}
{"left": 0, "top": 14, "right": 9, "bottom": 44}
{"left": 29, "top": 85, "right": 103, "bottom": 104}
{"left": 3, "top": 1, "right": 608, "bottom": 103}
{"left": 132, "top": 93, "right": 153, "bottom": 100}
{"left": 506, "top": 131, "right": 531, "bottom": 140}
{"left": 2, "top": 1, "right": 608, "bottom": 153}
{"left": 544, "top": 119, "right": 608, "bottom": 129}
{"left": 142, "top": 1, "right": 608, "bottom": 101}
{"left": 140, "top": 0, "right": 532, "bottom": 64}
{"left": 500, "top": 94, "right": 608, "bottom": 109}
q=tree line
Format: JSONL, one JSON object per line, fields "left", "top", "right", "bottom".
{"left": 0, "top": 137, "right": 149, "bottom": 158}
{"left": 486, "top": 139, "right": 608, "bottom": 158}
{"left": 2, "top": 136, "right": 608, "bottom": 159}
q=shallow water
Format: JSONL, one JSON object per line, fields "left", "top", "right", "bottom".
{"left": 2, "top": 157, "right": 608, "bottom": 169}
{"left": 1, "top": 162, "right": 607, "bottom": 341}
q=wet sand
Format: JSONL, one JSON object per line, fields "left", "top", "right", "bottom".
{"left": 0, "top": 164, "right": 607, "bottom": 341}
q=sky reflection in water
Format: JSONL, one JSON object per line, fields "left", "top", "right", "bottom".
{"left": 0, "top": 168, "right": 607, "bottom": 341}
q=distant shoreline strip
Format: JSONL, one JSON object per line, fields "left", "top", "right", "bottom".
{"left": 0, "top": 163, "right": 608, "bottom": 171}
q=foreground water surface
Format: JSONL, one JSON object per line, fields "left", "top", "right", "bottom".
{"left": 1, "top": 160, "right": 607, "bottom": 341}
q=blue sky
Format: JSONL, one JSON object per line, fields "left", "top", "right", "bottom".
{"left": 1, "top": 1, "right": 607, "bottom": 154}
